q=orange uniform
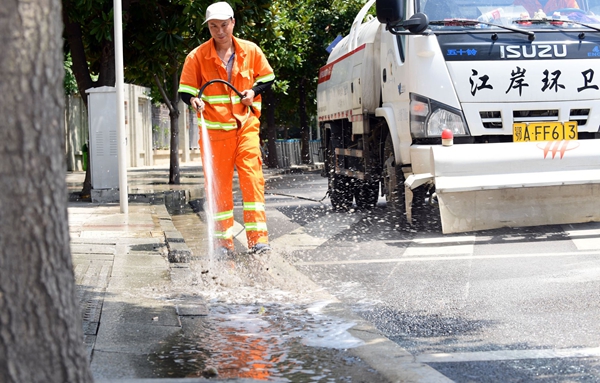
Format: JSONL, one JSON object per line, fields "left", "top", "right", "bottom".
{"left": 179, "top": 36, "right": 275, "bottom": 251}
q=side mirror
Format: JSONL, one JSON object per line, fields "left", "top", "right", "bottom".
{"left": 376, "top": 0, "right": 405, "bottom": 26}
{"left": 403, "top": 13, "right": 429, "bottom": 34}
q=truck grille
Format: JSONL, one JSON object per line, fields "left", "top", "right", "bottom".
{"left": 569, "top": 109, "right": 590, "bottom": 126}
{"left": 479, "top": 109, "right": 590, "bottom": 129}
{"left": 479, "top": 111, "right": 502, "bottom": 129}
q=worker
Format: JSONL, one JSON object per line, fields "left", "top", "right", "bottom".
{"left": 514, "top": 0, "right": 579, "bottom": 17}
{"left": 178, "top": 1, "right": 275, "bottom": 256}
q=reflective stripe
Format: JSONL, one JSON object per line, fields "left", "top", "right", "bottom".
{"left": 245, "top": 222, "right": 268, "bottom": 232}
{"left": 254, "top": 73, "right": 275, "bottom": 85}
{"left": 202, "top": 94, "right": 231, "bottom": 104}
{"left": 213, "top": 210, "right": 234, "bottom": 221}
{"left": 179, "top": 84, "right": 198, "bottom": 95}
{"left": 243, "top": 202, "right": 265, "bottom": 211}
{"left": 214, "top": 227, "right": 234, "bottom": 239}
{"left": 227, "top": 97, "right": 260, "bottom": 111}
{"left": 198, "top": 119, "right": 238, "bottom": 131}
{"left": 230, "top": 98, "right": 261, "bottom": 111}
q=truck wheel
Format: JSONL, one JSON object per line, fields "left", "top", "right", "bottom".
{"left": 327, "top": 142, "right": 354, "bottom": 210}
{"left": 355, "top": 179, "right": 379, "bottom": 210}
{"left": 382, "top": 133, "right": 405, "bottom": 217}
{"left": 329, "top": 174, "right": 354, "bottom": 210}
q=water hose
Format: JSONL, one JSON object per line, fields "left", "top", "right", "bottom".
{"left": 197, "top": 79, "right": 253, "bottom": 114}
{"left": 197, "top": 80, "right": 328, "bottom": 218}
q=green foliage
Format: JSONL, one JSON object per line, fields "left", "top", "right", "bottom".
{"left": 261, "top": 0, "right": 367, "bottom": 133}
{"left": 62, "top": 0, "right": 117, "bottom": 79}
{"left": 89, "top": 9, "right": 114, "bottom": 42}
{"left": 63, "top": 0, "right": 370, "bottom": 133}
{"left": 63, "top": 53, "right": 78, "bottom": 95}
{"left": 122, "top": 0, "right": 218, "bottom": 106}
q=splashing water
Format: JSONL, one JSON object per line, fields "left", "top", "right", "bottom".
{"left": 200, "top": 111, "right": 216, "bottom": 260}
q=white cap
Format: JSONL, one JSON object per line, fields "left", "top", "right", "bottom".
{"left": 204, "top": 2, "right": 234, "bottom": 24}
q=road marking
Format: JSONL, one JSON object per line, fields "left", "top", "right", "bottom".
{"left": 563, "top": 223, "right": 600, "bottom": 251}
{"left": 404, "top": 235, "right": 476, "bottom": 257}
{"left": 271, "top": 213, "right": 365, "bottom": 252}
{"left": 294, "top": 250, "right": 600, "bottom": 266}
{"left": 415, "top": 346, "right": 600, "bottom": 363}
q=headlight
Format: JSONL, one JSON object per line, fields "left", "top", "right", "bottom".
{"left": 410, "top": 94, "right": 469, "bottom": 138}
{"left": 427, "top": 108, "right": 466, "bottom": 136}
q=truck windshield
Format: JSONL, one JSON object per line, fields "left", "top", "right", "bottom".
{"left": 418, "top": 0, "right": 600, "bottom": 28}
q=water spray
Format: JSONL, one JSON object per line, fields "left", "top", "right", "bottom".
{"left": 196, "top": 80, "right": 248, "bottom": 259}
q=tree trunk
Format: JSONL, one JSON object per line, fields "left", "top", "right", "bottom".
{"left": 63, "top": 0, "right": 131, "bottom": 196}
{"left": 169, "top": 69, "right": 181, "bottom": 184}
{"left": 264, "top": 88, "right": 279, "bottom": 168}
{"left": 154, "top": 69, "right": 182, "bottom": 184}
{"left": 62, "top": 0, "right": 94, "bottom": 198}
{"left": 169, "top": 108, "right": 180, "bottom": 184}
{"left": 62, "top": 2, "right": 93, "bottom": 106}
{"left": 0, "top": 1, "right": 94, "bottom": 382}
{"left": 299, "top": 77, "right": 311, "bottom": 164}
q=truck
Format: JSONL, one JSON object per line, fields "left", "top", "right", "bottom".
{"left": 317, "top": 0, "right": 600, "bottom": 233}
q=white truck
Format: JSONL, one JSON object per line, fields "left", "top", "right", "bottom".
{"left": 317, "top": 0, "right": 600, "bottom": 233}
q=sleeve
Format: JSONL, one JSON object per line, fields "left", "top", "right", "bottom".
{"left": 252, "top": 45, "right": 275, "bottom": 86}
{"left": 251, "top": 80, "right": 274, "bottom": 96}
{"left": 178, "top": 50, "right": 201, "bottom": 98}
{"left": 180, "top": 92, "right": 193, "bottom": 105}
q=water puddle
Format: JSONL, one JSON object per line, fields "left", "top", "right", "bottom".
{"left": 151, "top": 300, "right": 384, "bottom": 381}
{"left": 161, "top": 178, "right": 388, "bottom": 381}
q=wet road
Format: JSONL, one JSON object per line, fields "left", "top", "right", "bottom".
{"left": 265, "top": 170, "right": 600, "bottom": 382}
{"left": 168, "top": 168, "right": 600, "bottom": 382}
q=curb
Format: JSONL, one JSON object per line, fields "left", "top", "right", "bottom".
{"left": 155, "top": 204, "right": 193, "bottom": 263}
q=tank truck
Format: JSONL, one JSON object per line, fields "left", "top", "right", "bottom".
{"left": 317, "top": 0, "right": 600, "bottom": 233}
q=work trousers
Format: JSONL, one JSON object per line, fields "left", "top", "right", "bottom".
{"left": 199, "top": 115, "right": 268, "bottom": 250}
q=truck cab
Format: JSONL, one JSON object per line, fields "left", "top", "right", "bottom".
{"left": 317, "top": 0, "right": 600, "bottom": 233}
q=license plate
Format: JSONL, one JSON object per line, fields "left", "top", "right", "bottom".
{"left": 513, "top": 121, "right": 578, "bottom": 142}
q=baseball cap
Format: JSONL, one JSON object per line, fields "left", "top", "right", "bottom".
{"left": 204, "top": 2, "right": 234, "bottom": 24}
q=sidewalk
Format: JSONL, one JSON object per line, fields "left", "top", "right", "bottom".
{"left": 67, "top": 163, "right": 440, "bottom": 383}
{"left": 67, "top": 163, "right": 322, "bottom": 382}
{"left": 68, "top": 164, "right": 228, "bottom": 381}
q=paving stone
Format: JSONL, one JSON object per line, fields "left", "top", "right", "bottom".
{"left": 164, "top": 231, "right": 185, "bottom": 244}
{"left": 166, "top": 241, "right": 192, "bottom": 263}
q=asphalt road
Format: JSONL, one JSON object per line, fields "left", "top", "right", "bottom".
{"left": 262, "top": 170, "right": 600, "bottom": 382}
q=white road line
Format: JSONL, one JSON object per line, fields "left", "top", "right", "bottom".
{"left": 413, "top": 236, "right": 478, "bottom": 244}
{"left": 271, "top": 213, "right": 365, "bottom": 252}
{"left": 294, "top": 250, "right": 600, "bottom": 266}
{"left": 404, "top": 235, "right": 476, "bottom": 257}
{"left": 563, "top": 223, "right": 600, "bottom": 251}
{"left": 415, "top": 347, "right": 600, "bottom": 363}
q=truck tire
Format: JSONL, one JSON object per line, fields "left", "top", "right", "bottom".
{"left": 354, "top": 179, "right": 379, "bottom": 210}
{"left": 382, "top": 133, "right": 405, "bottom": 217}
{"left": 327, "top": 142, "right": 354, "bottom": 210}
{"left": 329, "top": 174, "right": 354, "bottom": 210}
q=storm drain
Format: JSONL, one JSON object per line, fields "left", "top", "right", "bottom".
{"left": 73, "top": 257, "right": 114, "bottom": 359}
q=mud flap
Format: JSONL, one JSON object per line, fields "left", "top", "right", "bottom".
{"left": 429, "top": 140, "right": 600, "bottom": 234}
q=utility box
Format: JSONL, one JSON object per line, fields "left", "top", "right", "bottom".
{"left": 86, "top": 86, "right": 119, "bottom": 191}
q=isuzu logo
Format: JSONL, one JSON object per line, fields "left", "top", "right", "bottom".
{"left": 500, "top": 44, "right": 567, "bottom": 59}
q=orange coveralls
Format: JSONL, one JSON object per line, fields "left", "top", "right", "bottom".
{"left": 179, "top": 36, "right": 275, "bottom": 250}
